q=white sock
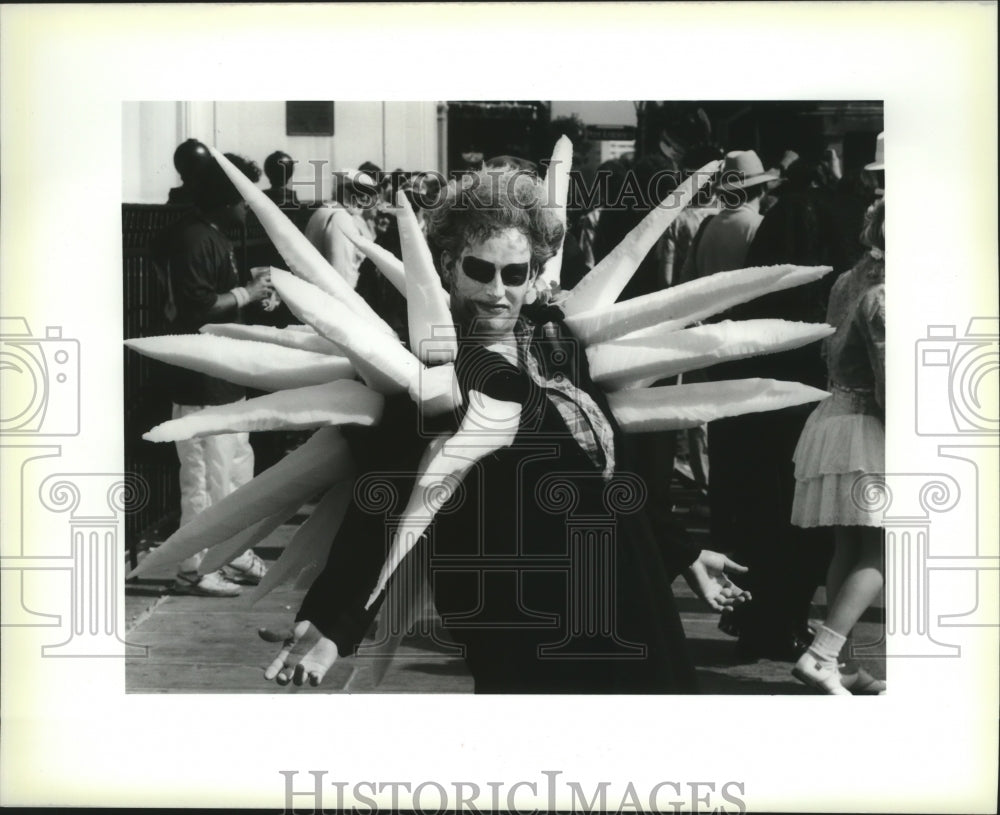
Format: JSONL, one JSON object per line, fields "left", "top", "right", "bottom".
{"left": 807, "top": 625, "right": 846, "bottom": 664}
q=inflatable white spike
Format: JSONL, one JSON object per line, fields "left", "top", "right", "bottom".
{"left": 333, "top": 208, "right": 407, "bottom": 297}
{"left": 538, "top": 135, "right": 573, "bottom": 290}
{"left": 362, "top": 433, "right": 446, "bottom": 610}
{"left": 588, "top": 319, "right": 835, "bottom": 391}
{"left": 272, "top": 268, "right": 421, "bottom": 395}
{"left": 208, "top": 147, "right": 395, "bottom": 335}
{"left": 406, "top": 361, "right": 463, "bottom": 419}
{"left": 199, "top": 322, "right": 343, "bottom": 355}
{"left": 124, "top": 334, "right": 354, "bottom": 392}
{"left": 245, "top": 480, "right": 355, "bottom": 604}
{"left": 364, "top": 392, "right": 522, "bottom": 609}
{"left": 369, "top": 561, "right": 438, "bottom": 687}
{"left": 606, "top": 378, "right": 830, "bottom": 433}
{"left": 396, "top": 190, "right": 458, "bottom": 365}
{"left": 198, "top": 509, "right": 291, "bottom": 575}
{"left": 142, "top": 380, "right": 385, "bottom": 442}
{"left": 565, "top": 263, "right": 834, "bottom": 346}
{"left": 126, "top": 427, "right": 354, "bottom": 578}
{"left": 562, "top": 159, "right": 722, "bottom": 317}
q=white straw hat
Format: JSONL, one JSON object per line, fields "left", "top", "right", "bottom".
{"left": 865, "top": 132, "right": 884, "bottom": 171}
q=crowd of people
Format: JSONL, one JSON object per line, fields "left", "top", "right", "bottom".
{"left": 144, "top": 127, "right": 886, "bottom": 695}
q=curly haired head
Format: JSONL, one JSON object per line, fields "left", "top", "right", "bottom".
{"left": 425, "top": 167, "right": 564, "bottom": 277}
{"left": 860, "top": 196, "right": 885, "bottom": 252}
{"left": 195, "top": 153, "right": 261, "bottom": 211}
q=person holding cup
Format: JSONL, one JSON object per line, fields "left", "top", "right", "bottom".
{"left": 149, "top": 153, "right": 275, "bottom": 596}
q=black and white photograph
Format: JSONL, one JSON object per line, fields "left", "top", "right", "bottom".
{"left": 1, "top": 3, "right": 997, "bottom": 812}
{"left": 121, "top": 99, "right": 889, "bottom": 699}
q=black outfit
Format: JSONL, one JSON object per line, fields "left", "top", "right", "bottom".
{"left": 298, "top": 321, "right": 700, "bottom": 693}
{"left": 355, "top": 216, "right": 409, "bottom": 339}
{"left": 167, "top": 185, "right": 196, "bottom": 206}
{"left": 148, "top": 211, "right": 246, "bottom": 407}
{"left": 558, "top": 232, "right": 591, "bottom": 292}
{"left": 706, "top": 188, "right": 858, "bottom": 658}
{"left": 262, "top": 187, "right": 301, "bottom": 208}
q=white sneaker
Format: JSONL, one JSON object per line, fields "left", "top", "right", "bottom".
{"left": 174, "top": 570, "right": 243, "bottom": 597}
{"left": 221, "top": 551, "right": 267, "bottom": 586}
{"left": 840, "top": 668, "right": 886, "bottom": 695}
{"left": 792, "top": 653, "right": 851, "bottom": 695}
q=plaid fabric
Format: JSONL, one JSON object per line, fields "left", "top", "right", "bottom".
{"left": 488, "top": 321, "right": 616, "bottom": 481}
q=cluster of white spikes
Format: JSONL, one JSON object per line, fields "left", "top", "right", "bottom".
{"left": 126, "top": 139, "right": 833, "bottom": 614}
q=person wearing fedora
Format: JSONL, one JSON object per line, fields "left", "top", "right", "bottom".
{"left": 865, "top": 131, "right": 885, "bottom": 197}
{"left": 681, "top": 149, "right": 807, "bottom": 658}
{"left": 708, "top": 157, "right": 861, "bottom": 662}
{"left": 679, "top": 150, "right": 778, "bottom": 283}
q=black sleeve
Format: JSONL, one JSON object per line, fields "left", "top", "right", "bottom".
{"left": 613, "top": 431, "right": 700, "bottom": 579}
{"left": 454, "top": 343, "right": 530, "bottom": 405}
{"left": 653, "top": 514, "right": 701, "bottom": 578}
{"left": 167, "top": 231, "right": 234, "bottom": 328}
{"left": 295, "top": 499, "right": 392, "bottom": 654}
{"left": 562, "top": 319, "right": 702, "bottom": 578}
{"left": 295, "top": 391, "right": 457, "bottom": 654}
{"left": 295, "top": 394, "right": 427, "bottom": 656}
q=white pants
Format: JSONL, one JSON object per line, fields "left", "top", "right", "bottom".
{"left": 173, "top": 402, "right": 255, "bottom": 573}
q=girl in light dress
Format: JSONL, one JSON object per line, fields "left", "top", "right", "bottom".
{"left": 790, "top": 198, "right": 886, "bottom": 695}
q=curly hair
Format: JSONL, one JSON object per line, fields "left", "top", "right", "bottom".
{"left": 195, "top": 153, "right": 261, "bottom": 211}
{"left": 846, "top": 196, "right": 886, "bottom": 289}
{"left": 424, "top": 167, "right": 565, "bottom": 276}
{"left": 860, "top": 196, "right": 885, "bottom": 252}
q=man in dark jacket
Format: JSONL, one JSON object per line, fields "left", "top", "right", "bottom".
{"left": 150, "top": 153, "right": 275, "bottom": 596}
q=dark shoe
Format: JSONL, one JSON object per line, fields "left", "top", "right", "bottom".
{"left": 718, "top": 602, "right": 749, "bottom": 638}
{"left": 736, "top": 630, "right": 811, "bottom": 662}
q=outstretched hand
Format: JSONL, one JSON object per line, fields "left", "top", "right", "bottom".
{"left": 683, "top": 550, "right": 751, "bottom": 613}
{"left": 260, "top": 620, "right": 339, "bottom": 687}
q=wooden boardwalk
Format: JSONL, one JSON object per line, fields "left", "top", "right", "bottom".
{"left": 125, "top": 489, "right": 885, "bottom": 695}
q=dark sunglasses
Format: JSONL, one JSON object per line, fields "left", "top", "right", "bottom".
{"left": 460, "top": 256, "right": 533, "bottom": 287}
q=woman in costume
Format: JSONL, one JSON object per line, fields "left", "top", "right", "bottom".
{"left": 267, "top": 167, "right": 751, "bottom": 693}
{"left": 789, "top": 198, "right": 886, "bottom": 695}
{"left": 128, "top": 144, "right": 836, "bottom": 694}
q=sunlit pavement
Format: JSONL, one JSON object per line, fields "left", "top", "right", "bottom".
{"left": 125, "top": 492, "right": 885, "bottom": 695}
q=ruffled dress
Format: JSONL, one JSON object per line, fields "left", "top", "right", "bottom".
{"left": 791, "top": 257, "right": 885, "bottom": 528}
